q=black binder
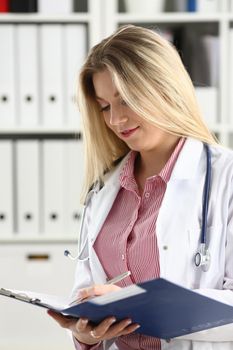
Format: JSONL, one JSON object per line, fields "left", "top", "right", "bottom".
{"left": 9, "top": 0, "right": 37, "bottom": 12}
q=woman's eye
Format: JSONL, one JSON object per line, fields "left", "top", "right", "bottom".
{"left": 100, "top": 105, "right": 110, "bottom": 112}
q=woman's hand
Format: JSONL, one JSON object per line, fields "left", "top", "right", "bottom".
{"left": 47, "top": 284, "right": 140, "bottom": 345}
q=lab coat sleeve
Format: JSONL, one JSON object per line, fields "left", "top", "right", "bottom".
{"left": 178, "top": 176, "right": 233, "bottom": 342}
{"left": 68, "top": 202, "right": 99, "bottom": 348}
{"left": 70, "top": 203, "right": 94, "bottom": 300}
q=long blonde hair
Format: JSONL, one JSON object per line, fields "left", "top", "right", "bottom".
{"left": 78, "top": 24, "right": 217, "bottom": 201}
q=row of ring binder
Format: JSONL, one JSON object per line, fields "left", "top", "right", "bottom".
{"left": 0, "top": 23, "right": 87, "bottom": 129}
{"left": 0, "top": 138, "right": 84, "bottom": 238}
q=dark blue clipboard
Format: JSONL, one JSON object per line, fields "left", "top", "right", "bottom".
{"left": 63, "top": 278, "right": 233, "bottom": 339}
{"left": 1, "top": 278, "right": 233, "bottom": 340}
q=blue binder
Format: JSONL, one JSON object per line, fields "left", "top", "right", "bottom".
{"left": 187, "top": 0, "right": 196, "bottom": 12}
{"left": 1, "top": 278, "right": 233, "bottom": 339}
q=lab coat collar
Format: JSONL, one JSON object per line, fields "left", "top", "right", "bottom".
{"left": 170, "top": 138, "right": 204, "bottom": 180}
{"left": 102, "top": 137, "right": 204, "bottom": 186}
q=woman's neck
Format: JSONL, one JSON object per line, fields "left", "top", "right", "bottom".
{"left": 134, "top": 136, "right": 181, "bottom": 193}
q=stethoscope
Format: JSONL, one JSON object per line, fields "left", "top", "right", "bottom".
{"left": 64, "top": 186, "right": 98, "bottom": 262}
{"left": 194, "top": 143, "right": 211, "bottom": 272}
{"left": 65, "top": 143, "right": 212, "bottom": 272}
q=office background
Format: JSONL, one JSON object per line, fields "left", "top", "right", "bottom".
{"left": 0, "top": 0, "right": 232, "bottom": 349}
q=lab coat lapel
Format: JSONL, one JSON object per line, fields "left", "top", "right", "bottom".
{"left": 89, "top": 182, "right": 121, "bottom": 243}
{"left": 156, "top": 138, "right": 205, "bottom": 282}
{"left": 88, "top": 154, "right": 130, "bottom": 245}
{"left": 88, "top": 154, "right": 130, "bottom": 283}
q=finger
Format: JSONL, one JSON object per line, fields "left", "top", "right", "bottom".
{"left": 79, "top": 284, "right": 121, "bottom": 300}
{"left": 106, "top": 318, "right": 133, "bottom": 337}
{"left": 102, "top": 319, "right": 140, "bottom": 339}
{"left": 76, "top": 318, "right": 90, "bottom": 333}
{"left": 119, "top": 323, "right": 141, "bottom": 336}
{"left": 91, "top": 318, "right": 133, "bottom": 340}
{"left": 47, "top": 310, "right": 75, "bottom": 329}
{"left": 92, "top": 284, "right": 121, "bottom": 295}
{"left": 90, "top": 317, "right": 117, "bottom": 339}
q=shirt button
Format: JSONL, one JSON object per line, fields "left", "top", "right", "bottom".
{"left": 121, "top": 254, "right": 125, "bottom": 260}
{"left": 145, "top": 192, "right": 150, "bottom": 198}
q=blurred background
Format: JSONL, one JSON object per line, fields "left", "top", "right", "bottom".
{"left": 0, "top": 0, "right": 232, "bottom": 349}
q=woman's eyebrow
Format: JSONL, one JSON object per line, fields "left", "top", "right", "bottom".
{"left": 96, "top": 91, "right": 119, "bottom": 101}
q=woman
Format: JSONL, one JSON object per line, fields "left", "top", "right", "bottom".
{"left": 48, "top": 25, "right": 233, "bottom": 350}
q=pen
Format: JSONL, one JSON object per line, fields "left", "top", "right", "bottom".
{"left": 69, "top": 271, "right": 131, "bottom": 306}
{"left": 106, "top": 271, "right": 131, "bottom": 285}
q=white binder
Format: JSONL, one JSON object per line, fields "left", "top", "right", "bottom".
{"left": 63, "top": 139, "right": 84, "bottom": 237}
{"left": 38, "top": 0, "right": 73, "bottom": 13}
{"left": 202, "top": 34, "right": 219, "bottom": 87}
{"left": 0, "top": 141, "right": 13, "bottom": 235}
{"left": 197, "top": 0, "right": 219, "bottom": 12}
{"left": 17, "top": 25, "right": 39, "bottom": 127}
{"left": 16, "top": 141, "right": 40, "bottom": 235}
{"left": 40, "top": 25, "right": 64, "bottom": 127}
{"left": 42, "top": 141, "right": 64, "bottom": 235}
{"left": 195, "top": 87, "right": 217, "bottom": 127}
{"left": 64, "top": 24, "right": 87, "bottom": 129}
{"left": 0, "top": 25, "right": 16, "bottom": 127}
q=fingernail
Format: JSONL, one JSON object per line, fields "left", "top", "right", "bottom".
{"left": 81, "top": 319, "right": 88, "bottom": 325}
{"left": 125, "top": 319, "right": 132, "bottom": 325}
{"left": 109, "top": 317, "right": 116, "bottom": 324}
{"left": 90, "top": 330, "right": 101, "bottom": 338}
{"left": 134, "top": 325, "right": 140, "bottom": 329}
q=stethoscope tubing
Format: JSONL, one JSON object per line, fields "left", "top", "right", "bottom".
{"left": 201, "top": 143, "right": 211, "bottom": 245}
{"left": 66, "top": 143, "right": 212, "bottom": 271}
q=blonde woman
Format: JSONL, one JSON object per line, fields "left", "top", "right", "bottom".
{"left": 48, "top": 25, "right": 233, "bottom": 350}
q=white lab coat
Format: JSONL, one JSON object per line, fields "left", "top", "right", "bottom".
{"left": 72, "top": 138, "right": 233, "bottom": 350}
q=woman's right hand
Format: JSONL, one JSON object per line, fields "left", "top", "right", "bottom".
{"left": 48, "top": 284, "right": 140, "bottom": 345}
{"left": 48, "top": 311, "right": 139, "bottom": 345}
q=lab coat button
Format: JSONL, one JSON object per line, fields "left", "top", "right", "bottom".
{"left": 163, "top": 245, "right": 168, "bottom": 250}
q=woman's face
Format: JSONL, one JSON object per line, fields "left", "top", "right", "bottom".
{"left": 93, "top": 69, "right": 172, "bottom": 154}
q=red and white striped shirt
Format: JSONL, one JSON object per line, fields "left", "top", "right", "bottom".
{"left": 92, "top": 138, "right": 185, "bottom": 350}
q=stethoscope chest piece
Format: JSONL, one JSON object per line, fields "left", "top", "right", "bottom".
{"left": 194, "top": 243, "right": 211, "bottom": 272}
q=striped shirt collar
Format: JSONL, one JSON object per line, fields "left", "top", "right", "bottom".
{"left": 120, "top": 137, "right": 186, "bottom": 189}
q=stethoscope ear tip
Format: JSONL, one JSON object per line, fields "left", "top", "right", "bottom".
{"left": 64, "top": 249, "right": 78, "bottom": 260}
{"left": 64, "top": 250, "right": 70, "bottom": 257}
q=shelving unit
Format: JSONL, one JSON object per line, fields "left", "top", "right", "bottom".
{"left": 0, "top": 0, "right": 106, "bottom": 245}
{"left": 0, "top": 1, "right": 103, "bottom": 137}
{"left": 0, "top": 2, "right": 102, "bottom": 349}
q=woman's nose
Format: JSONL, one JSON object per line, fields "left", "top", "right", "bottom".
{"left": 110, "top": 106, "right": 128, "bottom": 125}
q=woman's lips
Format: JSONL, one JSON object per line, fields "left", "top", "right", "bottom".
{"left": 120, "top": 127, "right": 139, "bottom": 137}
